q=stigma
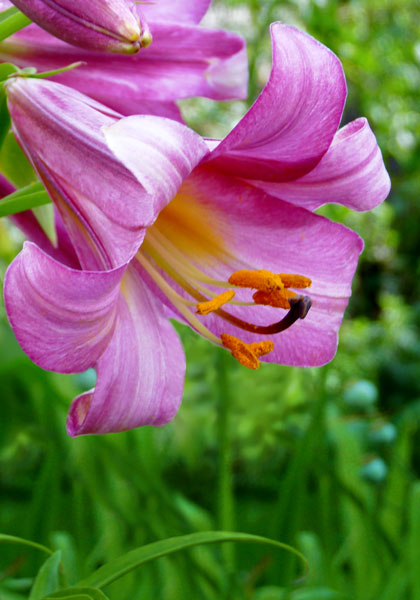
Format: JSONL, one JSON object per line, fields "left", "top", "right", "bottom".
{"left": 137, "top": 231, "right": 312, "bottom": 369}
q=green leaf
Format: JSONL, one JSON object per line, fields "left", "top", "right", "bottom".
{"left": 0, "top": 65, "right": 17, "bottom": 149}
{"left": 33, "top": 203, "right": 57, "bottom": 245}
{"left": 44, "top": 588, "right": 109, "bottom": 600}
{"left": 77, "top": 531, "right": 307, "bottom": 590}
{"left": 408, "top": 481, "right": 420, "bottom": 600}
{"left": 29, "top": 551, "right": 62, "bottom": 600}
{"left": 0, "top": 533, "right": 53, "bottom": 556}
{"left": 45, "top": 596, "right": 90, "bottom": 600}
{"left": 0, "top": 62, "right": 19, "bottom": 82}
{"left": 0, "top": 7, "right": 31, "bottom": 42}
{"left": 0, "top": 181, "right": 51, "bottom": 217}
{"left": 0, "top": 131, "right": 36, "bottom": 187}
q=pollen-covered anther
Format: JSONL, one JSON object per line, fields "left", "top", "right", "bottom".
{"left": 279, "top": 274, "right": 312, "bottom": 289}
{"left": 253, "top": 288, "right": 297, "bottom": 309}
{"left": 221, "top": 333, "right": 274, "bottom": 370}
{"left": 196, "top": 290, "right": 235, "bottom": 315}
{"left": 228, "top": 269, "right": 285, "bottom": 293}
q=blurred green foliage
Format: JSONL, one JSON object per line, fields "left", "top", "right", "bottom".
{"left": 1, "top": 0, "right": 420, "bottom": 598}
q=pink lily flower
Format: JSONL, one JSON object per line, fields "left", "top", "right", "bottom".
{"left": 3, "top": 24, "right": 390, "bottom": 436}
{"left": 7, "top": 0, "right": 147, "bottom": 54}
{"left": 0, "top": 0, "right": 247, "bottom": 119}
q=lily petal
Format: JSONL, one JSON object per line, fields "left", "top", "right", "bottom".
{"left": 4, "top": 242, "right": 125, "bottom": 372}
{"left": 207, "top": 23, "right": 346, "bottom": 181}
{"left": 139, "top": 0, "right": 211, "bottom": 24}
{"left": 67, "top": 263, "right": 185, "bottom": 436}
{"left": 103, "top": 114, "right": 210, "bottom": 217}
{"left": 249, "top": 118, "right": 391, "bottom": 211}
{"left": 101, "top": 99, "right": 183, "bottom": 123}
{"left": 7, "top": 78, "right": 207, "bottom": 269}
{"left": 0, "top": 23, "right": 248, "bottom": 107}
{"left": 145, "top": 166, "right": 363, "bottom": 367}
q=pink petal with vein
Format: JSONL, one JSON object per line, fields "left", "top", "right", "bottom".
{"left": 67, "top": 264, "right": 185, "bottom": 436}
{"left": 139, "top": 0, "right": 211, "bottom": 24}
{"left": 0, "top": 22, "right": 247, "bottom": 107}
{"left": 103, "top": 114, "right": 209, "bottom": 216}
{"left": 249, "top": 118, "right": 391, "bottom": 211}
{"left": 208, "top": 23, "right": 346, "bottom": 181}
{"left": 4, "top": 242, "right": 124, "bottom": 372}
{"left": 7, "top": 78, "right": 207, "bottom": 269}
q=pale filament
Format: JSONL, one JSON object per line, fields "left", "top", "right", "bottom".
{"left": 136, "top": 251, "right": 222, "bottom": 346}
{"left": 143, "top": 231, "right": 254, "bottom": 307}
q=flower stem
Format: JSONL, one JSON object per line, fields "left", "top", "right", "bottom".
{"left": 0, "top": 8, "right": 31, "bottom": 43}
{"left": 216, "top": 347, "right": 236, "bottom": 589}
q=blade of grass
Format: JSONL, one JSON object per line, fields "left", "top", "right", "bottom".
{"left": 0, "top": 534, "right": 53, "bottom": 556}
{"left": 0, "top": 7, "right": 31, "bottom": 42}
{"left": 29, "top": 551, "right": 61, "bottom": 600}
{"left": 77, "top": 531, "right": 307, "bottom": 590}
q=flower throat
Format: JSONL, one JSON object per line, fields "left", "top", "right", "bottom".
{"left": 136, "top": 225, "right": 312, "bottom": 370}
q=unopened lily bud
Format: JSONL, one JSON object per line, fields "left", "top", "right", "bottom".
{"left": 9, "top": 0, "right": 148, "bottom": 54}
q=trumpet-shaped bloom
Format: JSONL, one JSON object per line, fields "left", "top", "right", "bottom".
{"left": 8, "top": 0, "right": 146, "bottom": 53}
{"left": 0, "top": 0, "right": 247, "bottom": 119}
{"left": 3, "top": 24, "right": 390, "bottom": 436}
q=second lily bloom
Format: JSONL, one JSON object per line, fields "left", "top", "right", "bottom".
{"left": 0, "top": 0, "right": 248, "bottom": 119}
{"left": 3, "top": 24, "right": 390, "bottom": 435}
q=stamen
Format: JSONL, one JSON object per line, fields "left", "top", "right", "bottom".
{"left": 248, "top": 340, "right": 276, "bottom": 358}
{"left": 145, "top": 230, "right": 229, "bottom": 288}
{"left": 141, "top": 246, "right": 312, "bottom": 337}
{"left": 196, "top": 290, "right": 235, "bottom": 315}
{"left": 279, "top": 274, "right": 312, "bottom": 289}
{"left": 229, "top": 269, "right": 285, "bottom": 293}
{"left": 253, "top": 289, "right": 297, "bottom": 309}
{"left": 136, "top": 252, "right": 222, "bottom": 346}
{"left": 221, "top": 333, "right": 275, "bottom": 369}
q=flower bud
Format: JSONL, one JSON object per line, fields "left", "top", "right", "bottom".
{"left": 10, "top": 0, "right": 148, "bottom": 53}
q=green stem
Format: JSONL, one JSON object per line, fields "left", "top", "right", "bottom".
{"left": 216, "top": 348, "right": 236, "bottom": 588}
{"left": 0, "top": 8, "right": 31, "bottom": 42}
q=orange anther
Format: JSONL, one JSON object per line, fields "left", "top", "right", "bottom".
{"left": 228, "top": 269, "right": 284, "bottom": 293}
{"left": 196, "top": 290, "right": 235, "bottom": 315}
{"left": 253, "top": 289, "right": 297, "bottom": 309}
{"left": 248, "top": 340, "right": 275, "bottom": 358}
{"left": 221, "top": 333, "right": 274, "bottom": 370}
{"left": 279, "top": 273, "right": 312, "bottom": 289}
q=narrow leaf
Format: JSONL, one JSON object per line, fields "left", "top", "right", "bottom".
{"left": 45, "top": 588, "right": 109, "bottom": 600}
{"left": 408, "top": 481, "right": 420, "bottom": 600}
{"left": 77, "top": 531, "right": 307, "bottom": 589}
{"left": 0, "top": 533, "right": 53, "bottom": 556}
{"left": 0, "top": 6, "right": 20, "bottom": 23}
{"left": 45, "top": 597, "right": 90, "bottom": 600}
{"left": 0, "top": 131, "right": 37, "bottom": 187}
{"left": 0, "top": 65, "right": 17, "bottom": 148}
{"left": 0, "top": 182, "right": 51, "bottom": 217}
{"left": 29, "top": 551, "right": 62, "bottom": 600}
{"left": 0, "top": 8, "right": 31, "bottom": 42}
